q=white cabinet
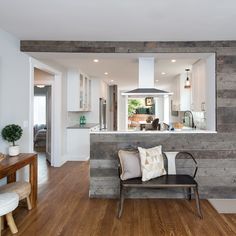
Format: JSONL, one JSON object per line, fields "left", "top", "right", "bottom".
{"left": 66, "top": 125, "right": 99, "bottom": 161}
{"left": 66, "top": 129, "right": 90, "bottom": 161}
{"left": 191, "top": 60, "right": 206, "bottom": 111}
{"left": 67, "top": 69, "right": 91, "bottom": 111}
{"left": 172, "top": 73, "right": 191, "bottom": 111}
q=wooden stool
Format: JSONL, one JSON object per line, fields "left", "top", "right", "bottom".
{"left": 0, "top": 182, "right": 32, "bottom": 210}
{"left": 0, "top": 192, "right": 19, "bottom": 235}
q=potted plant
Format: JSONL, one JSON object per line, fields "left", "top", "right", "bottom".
{"left": 1, "top": 124, "right": 23, "bottom": 156}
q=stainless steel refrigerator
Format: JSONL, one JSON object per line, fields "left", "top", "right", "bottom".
{"left": 99, "top": 98, "right": 107, "bottom": 130}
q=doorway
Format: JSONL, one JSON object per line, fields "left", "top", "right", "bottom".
{"left": 30, "top": 58, "right": 62, "bottom": 167}
{"left": 33, "top": 84, "right": 52, "bottom": 163}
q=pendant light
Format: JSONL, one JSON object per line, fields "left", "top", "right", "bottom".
{"left": 184, "top": 68, "right": 191, "bottom": 89}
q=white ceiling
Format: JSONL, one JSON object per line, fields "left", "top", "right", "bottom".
{"left": 30, "top": 52, "right": 212, "bottom": 89}
{"left": 0, "top": 1, "right": 235, "bottom": 41}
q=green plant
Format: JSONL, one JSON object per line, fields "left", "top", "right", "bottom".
{"left": 1, "top": 124, "right": 23, "bottom": 146}
{"left": 128, "top": 99, "right": 143, "bottom": 117}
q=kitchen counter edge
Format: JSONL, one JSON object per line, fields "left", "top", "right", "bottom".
{"left": 67, "top": 123, "right": 99, "bottom": 129}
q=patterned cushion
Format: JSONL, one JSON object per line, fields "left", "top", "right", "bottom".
{"left": 138, "top": 145, "right": 166, "bottom": 181}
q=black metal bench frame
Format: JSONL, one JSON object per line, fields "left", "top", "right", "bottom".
{"left": 117, "top": 151, "right": 203, "bottom": 219}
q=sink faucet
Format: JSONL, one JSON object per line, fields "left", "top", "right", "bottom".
{"left": 183, "top": 110, "right": 195, "bottom": 128}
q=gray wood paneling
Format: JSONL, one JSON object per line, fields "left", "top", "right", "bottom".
{"left": 19, "top": 39, "right": 236, "bottom": 198}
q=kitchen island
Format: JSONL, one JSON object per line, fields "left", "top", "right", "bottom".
{"left": 89, "top": 130, "right": 236, "bottom": 199}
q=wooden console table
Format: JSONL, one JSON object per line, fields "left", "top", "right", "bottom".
{"left": 0, "top": 153, "right": 38, "bottom": 208}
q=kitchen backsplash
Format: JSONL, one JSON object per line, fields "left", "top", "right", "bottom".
{"left": 192, "top": 111, "right": 206, "bottom": 130}
{"left": 177, "top": 111, "right": 206, "bottom": 130}
{"left": 67, "top": 112, "right": 87, "bottom": 126}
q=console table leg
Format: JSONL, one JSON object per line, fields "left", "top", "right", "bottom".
{"left": 193, "top": 187, "right": 203, "bottom": 219}
{"left": 29, "top": 158, "right": 38, "bottom": 208}
{"left": 7, "top": 173, "right": 16, "bottom": 183}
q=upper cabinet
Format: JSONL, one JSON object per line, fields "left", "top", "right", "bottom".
{"left": 67, "top": 69, "right": 91, "bottom": 111}
{"left": 191, "top": 60, "right": 206, "bottom": 112}
{"left": 172, "top": 73, "right": 191, "bottom": 111}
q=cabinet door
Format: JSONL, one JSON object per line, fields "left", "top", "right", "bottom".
{"left": 79, "top": 73, "right": 84, "bottom": 110}
{"left": 67, "top": 70, "right": 80, "bottom": 111}
{"left": 84, "top": 76, "right": 88, "bottom": 110}
{"left": 172, "top": 75, "right": 180, "bottom": 111}
{"left": 191, "top": 60, "right": 206, "bottom": 111}
{"left": 67, "top": 129, "right": 90, "bottom": 161}
{"left": 88, "top": 79, "right": 92, "bottom": 110}
{"left": 198, "top": 60, "right": 206, "bottom": 111}
{"left": 67, "top": 70, "right": 91, "bottom": 111}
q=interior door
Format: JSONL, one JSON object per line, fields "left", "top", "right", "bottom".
{"left": 46, "top": 86, "right": 52, "bottom": 163}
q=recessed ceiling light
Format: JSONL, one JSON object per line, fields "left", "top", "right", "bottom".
{"left": 171, "top": 59, "right": 176, "bottom": 63}
{"left": 110, "top": 80, "right": 114, "bottom": 82}
{"left": 161, "top": 72, "right": 166, "bottom": 75}
{"left": 93, "top": 59, "right": 99, "bottom": 63}
{"left": 104, "top": 72, "right": 109, "bottom": 75}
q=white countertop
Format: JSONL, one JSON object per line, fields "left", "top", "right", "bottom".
{"left": 91, "top": 129, "right": 217, "bottom": 134}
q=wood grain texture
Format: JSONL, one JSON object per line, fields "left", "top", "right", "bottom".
{"left": 2, "top": 159, "right": 236, "bottom": 236}
{"left": 0, "top": 153, "right": 38, "bottom": 208}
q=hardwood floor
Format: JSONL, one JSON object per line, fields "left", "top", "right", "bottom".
{"left": 2, "top": 157, "right": 236, "bottom": 236}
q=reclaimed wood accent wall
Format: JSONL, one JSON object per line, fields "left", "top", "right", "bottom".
{"left": 21, "top": 40, "right": 236, "bottom": 198}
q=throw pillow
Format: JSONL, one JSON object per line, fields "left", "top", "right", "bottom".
{"left": 118, "top": 150, "right": 142, "bottom": 180}
{"left": 138, "top": 145, "right": 166, "bottom": 181}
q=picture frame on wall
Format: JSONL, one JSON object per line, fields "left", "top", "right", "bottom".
{"left": 145, "top": 97, "right": 154, "bottom": 106}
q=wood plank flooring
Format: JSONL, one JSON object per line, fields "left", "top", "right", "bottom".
{"left": 2, "top": 156, "right": 236, "bottom": 236}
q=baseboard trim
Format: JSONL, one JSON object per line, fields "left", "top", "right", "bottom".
{"left": 64, "top": 154, "right": 89, "bottom": 162}
{"left": 208, "top": 199, "right": 236, "bottom": 213}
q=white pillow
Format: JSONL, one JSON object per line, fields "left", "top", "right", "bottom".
{"left": 138, "top": 145, "right": 166, "bottom": 181}
{"left": 118, "top": 150, "right": 141, "bottom": 180}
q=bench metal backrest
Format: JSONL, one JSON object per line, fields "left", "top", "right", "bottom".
{"left": 117, "top": 149, "right": 198, "bottom": 179}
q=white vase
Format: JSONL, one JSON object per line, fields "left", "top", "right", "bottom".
{"left": 9, "top": 145, "right": 20, "bottom": 156}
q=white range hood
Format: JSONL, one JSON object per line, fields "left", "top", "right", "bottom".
{"left": 122, "top": 57, "right": 173, "bottom": 97}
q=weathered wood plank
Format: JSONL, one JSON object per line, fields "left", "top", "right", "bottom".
{"left": 20, "top": 40, "right": 236, "bottom": 53}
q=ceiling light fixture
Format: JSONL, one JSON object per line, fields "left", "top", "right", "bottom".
{"left": 93, "top": 59, "right": 99, "bottom": 63}
{"left": 110, "top": 80, "right": 114, "bottom": 82}
{"left": 155, "top": 80, "right": 159, "bottom": 82}
{"left": 36, "top": 85, "right": 45, "bottom": 88}
{"left": 161, "top": 72, "right": 166, "bottom": 75}
{"left": 184, "top": 69, "right": 191, "bottom": 89}
{"left": 171, "top": 59, "right": 176, "bottom": 63}
{"left": 104, "top": 72, "right": 108, "bottom": 75}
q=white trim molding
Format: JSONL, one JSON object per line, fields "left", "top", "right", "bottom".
{"left": 29, "top": 58, "right": 63, "bottom": 167}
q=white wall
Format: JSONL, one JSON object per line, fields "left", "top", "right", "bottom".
{"left": 205, "top": 54, "right": 216, "bottom": 130}
{"left": 118, "top": 90, "right": 128, "bottom": 131}
{"left": 157, "top": 77, "right": 180, "bottom": 124}
{"left": 0, "top": 29, "right": 31, "bottom": 153}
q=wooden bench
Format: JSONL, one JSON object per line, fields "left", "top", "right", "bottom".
{"left": 117, "top": 152, "right": 203, "bottom": 219}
